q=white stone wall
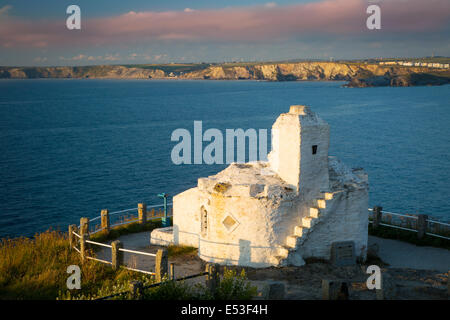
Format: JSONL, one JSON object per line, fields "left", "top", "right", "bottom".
{"left": 292, "top": 187, "right": 369, "bottom": 261}
{"left": 268, "top": 112, "right": 301, "bottom": 190}
{"left": 195, "top": 192, "right": 300, "bottom": 268}
{"left": 172, "top": 187, "right": 203, "bottom": 248}
{"left": 170, "top": 184, "right": 310, "bottom": 267}
{"left": 298, "top": 121, "right": 330, "bottom": 199}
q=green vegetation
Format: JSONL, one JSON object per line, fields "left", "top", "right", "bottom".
{"left": 167, "top": 244, "right": 197, "bottom": 258}
{"left": 0, "top": 230, "right": 140, "bottom": 299}
{"left": 122, "top": 63, "right": 210, "bottom": 74}
{"left": 214, "top": 268, "right": 258, "bottom": 300}
{"left": 60, "top": 267, "right": 257, "bottom": 300}
{"left": 0, "top": 224, "right": 256, "bottom": 300}
{"left": 2, "top": 212, "right": 447, "bottom": 300}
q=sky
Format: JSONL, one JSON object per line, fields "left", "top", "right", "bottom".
{"left": 0, "top": 0, "right": 449, "bottom": 66}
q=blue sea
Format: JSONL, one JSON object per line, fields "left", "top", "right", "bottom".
{"left": 0, "top": 79, "right": 449, "bottom": 238}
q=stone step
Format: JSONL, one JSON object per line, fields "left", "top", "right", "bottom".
{"left": 286, "top": 235, "right": 299, "bottom": 248}
{"left": 316, "top": 199, "right": 327, "bottom": 209}
{"left": 278, "top": 246, "right": 290, "bottom": 258}
{"left": 270, "top": 255, "right": 287, "bottom": 266}
{"left": 309, "top": 207, "right": 320, "bottom": 218}
{"left": 302, "top": 216, "right": 315, "bottom": 228}
{"left": 321, "top": 192, "right": 334, "bottom": 200}
{"left": 294, "top": 225, "right": 304, "bottom": 237}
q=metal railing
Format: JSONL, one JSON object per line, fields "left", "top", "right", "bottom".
{"left": 84, "top": 202, "right": 174, "bottom": 235}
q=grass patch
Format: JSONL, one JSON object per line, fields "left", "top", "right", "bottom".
{"left": 0, "top": 230, "right": 144, "bottom": 299}
{"left": 122, "top": 63, "right": 211, "bottom": 74}
{"left": 89, "top": 219, "right": 167, "bottom": 244}
{"left": 167, "top": 245, "right": 197, "bottom": 258}
{"left": 368, "top": 224, "right": 450, "bottom": 250}
{"left": 0, "top": 215, "right": 171, "bottom": 300}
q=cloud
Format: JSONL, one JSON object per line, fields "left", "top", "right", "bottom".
{"left": 104, "top": 54, "right": 120, "bottom": 61}
{"left": 59, "top": 54, "right": 87, "bottom": 61}
{"left": 33, "top": 56, "right": 47, "bottom": 62}
{"left": 0, "top": 5, "right": 12, "bottom": 16}
{"left": 264, "top": 2, "right": 277, "bottom": 8}
{"left": 0, "top": 0, "right": 449, "bottom": 48}
{"left": 60, "top": 53, "right": 123, "bottom": 61}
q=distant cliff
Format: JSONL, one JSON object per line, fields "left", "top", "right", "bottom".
{"left": 0, "top": 65, "right": 165, "bottom": 79}
{"left": 344, "top": 72, "right": 450, "bottom": 87}
{"left": 1, "top": 62, "right": 449, "bottom": 87}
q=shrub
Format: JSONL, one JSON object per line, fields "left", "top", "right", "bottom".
{"left": 214, "top": 268, "right": 257, "bottom": 300}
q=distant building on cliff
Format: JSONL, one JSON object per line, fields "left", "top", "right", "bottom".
{"left": 151, "top": 105, "right": 369, "bottom": 267}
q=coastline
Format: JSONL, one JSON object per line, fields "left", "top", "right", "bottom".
{"left": 1, "top": 61, "right": 449, "bottom": 87}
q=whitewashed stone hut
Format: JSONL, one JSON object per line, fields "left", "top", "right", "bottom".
{"left": 151, "top": 105, "right": 369, "bottom": 267}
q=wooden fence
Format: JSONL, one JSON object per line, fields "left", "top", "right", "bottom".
{"left": 68, "top": 201, "right": 217, "bottom": 300}
{"left": 368, "top": 206, "right": 450, "bottom": 240}
{"left": 95, "top": 264, "right": 219, "bottom": 300}
{"left": 69, "top": 202, "right": 173, "bottom": 279}
{"left": 69, "top": 224, "right": 162, "bottom": 276}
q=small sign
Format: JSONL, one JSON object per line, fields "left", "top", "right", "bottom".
{"left": 330, "top": 241, "right": 356, "bottom": 266}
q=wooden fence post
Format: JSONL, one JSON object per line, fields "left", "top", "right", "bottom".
{"left": 101, "top": 209, "right": 110, "bottom": 233}
{"left": 80, "top": 233, "right": 88, "bottom": 263}
{"left": 138, "top": 203, "right": 147, "bottom": 225}
{"left": 261, "top": 281, "right": 286, "bottom": 300}
{"left": 447, "top": 275, "right": 450, "bottom": 298}
{"left": 129, "top": 280, "right": 143, "bottom": 300}
{"left": 170, "top": 263, "right": 175, "bottom": 281}
{"left": 417, "top": 214, "right": 428, "bottom": 239}
{"left": 80, "top": 217, "right": 89, "bottom": 238}
{"left": 205, "top": 263, "right": 220, "bottom": 295}
{"left": 322, "top": 279, "right": 349, "bottom": 300}
{"left": 376, "top": 273, "right": 397, "bottom": 300}
{"left": 111, "top": 240, "right": 123, "bottom": 270}
{"left": 372, "top": 206, "right": 382, "bottom": 229}
{"left": 155, "top": 248, "right": 168, "bottom": 282}
{"left": 68, "top": 224, "right": 77, "bottom": 249}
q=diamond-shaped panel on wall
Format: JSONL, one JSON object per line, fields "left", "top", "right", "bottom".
{"left": 222, "top": 214, "right": 240, "bottom": 232}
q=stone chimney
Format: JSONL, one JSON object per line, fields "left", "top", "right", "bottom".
{"left": 268, "top": 105, "right": 330, "bottom": 197}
